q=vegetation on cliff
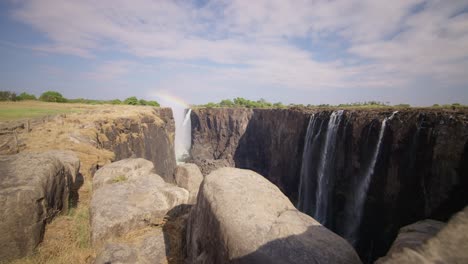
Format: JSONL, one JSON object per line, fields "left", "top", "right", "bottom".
{"left": 0, "top": 90, "right": 160, "bottom": 107}
{"left": 195, "top": 97, "right": 467, "bottom": 109}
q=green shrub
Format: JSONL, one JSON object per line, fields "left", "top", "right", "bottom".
{"left": 17, "top": 92, "right": 36, "bottom": 101}
{"left": 39, "top": 91, "right": 67, "bottom": 102}
{"left": 219, "top": 99, "right": 234, "bottom": 107}
{"left": 124, "top": 96, "right": 138, "bottom": 105}
{"left": 273, "top": 102, "right": 285, "bottom": 108}
{"left": 110, "top": 99, "right": 122, "bottom": 105}
{"left": 145, "top": 100, "right": 160, "bottom": 107}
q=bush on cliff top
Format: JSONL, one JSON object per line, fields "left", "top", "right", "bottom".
{"left": 40, "top": 91, "right": 67, "bottom": 103}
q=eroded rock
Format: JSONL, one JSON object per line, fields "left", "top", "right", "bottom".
{"left": 174, "top": 163, "right": 203, "bottom": 204}
{"left": 90, "top": 158, "right": 189, "bottom": 246}
{"left": 0, "top": 151, "right": 80, "bottom": 261}
{"left": 186, "top": 167, "right": 362, "bottom": 264}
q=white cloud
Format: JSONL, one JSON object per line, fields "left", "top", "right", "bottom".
{"left": 10, "top": 0, "right": 468, "bottom": 95}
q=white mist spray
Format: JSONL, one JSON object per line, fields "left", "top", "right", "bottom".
{"left": 154, "top": 93, "right": 192, "bottom": 163}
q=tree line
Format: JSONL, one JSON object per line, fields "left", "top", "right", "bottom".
{"left": 0, "top": 90, "right": 160, "bottom": 106}
{"left": 196, "top": 98, "right": 396, "bottom": 108}
{"left": 196, "top": 98, "right": 466, "bottom": 109}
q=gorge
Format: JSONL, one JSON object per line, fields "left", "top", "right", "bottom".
{"left": 0, "top": 105, "right": 466, "bottom": 263}
{"left": 190, "top": 107, "right": 468, "bottom": 262}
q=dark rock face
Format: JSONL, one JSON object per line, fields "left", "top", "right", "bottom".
{"left": 376, "top": 206, "right": 468, "bottom": 264}
{"left": 191, "top": 108, "right": 308, "bottom": 200}
{"left": 0, "top": 151, "right": 80, "bottom": 261}
{"left": 186, "top": 167, "right": 362, "bottom": 264}
{"left": 190, "top": 108, "right": 253, "bottom": 174}
{"left": 190, "top": 108, "right": 468, "bottom": 262}
{"left": 96, "top": 108, "right": 177, "bottom": 181}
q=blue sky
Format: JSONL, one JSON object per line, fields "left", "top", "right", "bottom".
{"left": 1, "top": 0, "right": 468, "bottom": 106}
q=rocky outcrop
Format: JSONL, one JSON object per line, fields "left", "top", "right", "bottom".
{"left": 90, "top": 158, "right": 188, "bottom": 246}
{"left": 174, "top": 163, "right": 204, "bottom": 204}
{"left": 0, "top": 151, "right": 80, "bottom": 261}
{"left": 96, "top": 108, "right": 177, "bottom": 181}
{"left": 186, "top": 167, "right": 362, "bottom": 264}
{"left": 377, "top": 206, "right": 468, "bottom": 263}
{"left": 190, "top": 108, "right": 468, "bottom": 261}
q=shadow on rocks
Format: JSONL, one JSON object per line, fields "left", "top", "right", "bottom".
{"left": 162, "top": 204, "right": 192, "bottom": 264}
{"left": 69, "top": 172, "right": 84, "bottom": 209}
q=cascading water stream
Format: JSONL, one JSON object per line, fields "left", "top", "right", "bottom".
{"left": 345, "top": 111, "right": 398, "bottom": 245}
{"left": 175, "top": 109, "right": 192, "bottom": 163}
{"left": 314, "top": 110, "right": 344, "bottom": 225}
{"left": 297, "top": 114, "right": 317, "bottom": 213}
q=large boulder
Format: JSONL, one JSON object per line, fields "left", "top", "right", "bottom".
{"left": 90, "top": 158, "right": 189, "bottom": 246}
{"left": 377, "top": 206, "right": 468, "bottom": 263}
{"left": 174, "top": 163, "right": 204, "bottom": 204}
{"left": 0, "top": 151, "right": 80, "bottom": 261}
{"left": 186, "top": 167, "right": 362, "bottom": 264}
{"left": 94, "top": 228, "right": 167, "bottom": 264}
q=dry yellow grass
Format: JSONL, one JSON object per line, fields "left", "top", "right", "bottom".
{"left": 2, "top": 103, "right": 167, "bottom": 264}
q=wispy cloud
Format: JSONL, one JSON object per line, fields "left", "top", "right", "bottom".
{"left": 84, "top": 60, "right": 133, "bottom": 81}
{"left": 8, "top": 0, "right": 468, "bottom": 103}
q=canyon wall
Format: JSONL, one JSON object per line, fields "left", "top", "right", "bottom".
{"left": 191, "top": 108, "right": 308, "bottom": 199}
{"left": 95, "top": 107, "right": 176, "bottom": 180}
{"left": 190, "top": 107, "right": 468, "bottom": 262}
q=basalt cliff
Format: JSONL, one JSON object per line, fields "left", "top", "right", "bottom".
{"left": 190, "top": 107, "right": 468, "bottom": 261}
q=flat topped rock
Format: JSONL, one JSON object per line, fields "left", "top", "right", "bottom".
{"left": 186, "top": 167, "right": 362, "bottom": 264}
{"left": 0, "top": 151, "right": 80, "bottom": 261}
{"left": 90, "top": 158, "right": 189, "bottom": 246}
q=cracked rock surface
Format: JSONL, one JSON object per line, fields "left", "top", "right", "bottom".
{"left": 0, "top": 151, "right": 80, "bottom": 261}
{"left": 90, "top": 158, "right": 188, "bottom": 246}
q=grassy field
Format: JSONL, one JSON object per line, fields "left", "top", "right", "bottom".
{"left": 0, "top": 101, "right": 101, "bottom": 122}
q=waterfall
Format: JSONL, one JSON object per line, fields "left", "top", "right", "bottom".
{"left": 345, "top": 111, "right": 398, "bottom": 245}
{"left": 314, "top": 110, "right": 345, "bottom": 225}
{"left": 174, "top": 108, "right": 192, "bottom": 163}
{"left": 297, "top": 114, "right": 317, "bottom": 213}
